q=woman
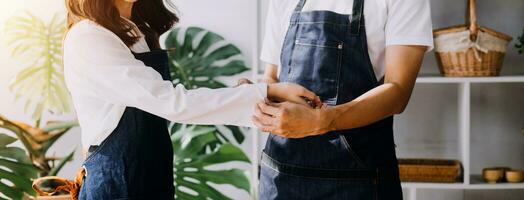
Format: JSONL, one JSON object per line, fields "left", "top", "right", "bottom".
{"left": 254, "top": 0, "right": 433, "bottom": 199}
{"left": 63, "top": 0, "right": 317, "bottom": 199}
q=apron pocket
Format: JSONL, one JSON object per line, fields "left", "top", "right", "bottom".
{"left": 340, "top": 135, "right": 368, "bottom": 168}
{"left": 288, "top": 38, "right": 342, "bottom": 104}
{"left": 260, "top": 164, "right": 377, "bottom": 200}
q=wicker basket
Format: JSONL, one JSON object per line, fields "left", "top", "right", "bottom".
{"left": 433, "top": 0, "right": 512, "bottom": 77}
{"left": 398, "top": 159, "right": 462, "bottom": 183}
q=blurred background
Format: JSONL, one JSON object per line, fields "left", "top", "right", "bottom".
{"left": 0, "top": 0, "right": 523, "bottom": 200}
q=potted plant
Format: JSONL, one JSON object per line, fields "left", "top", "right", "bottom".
{"left": 165, "top": 27, "right": 253, "bottom": 199}
{"left": 517, "top": 28, "right": 524, "bottom": 54}
{"left": 1, "top": 12, "right": 77, "bottom": 200}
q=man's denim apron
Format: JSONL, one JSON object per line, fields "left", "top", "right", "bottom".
{"left": 260, "top": 0, "right": 402, "bottom": 199}
{"left": 78, "top": 50, "right": 175, "bottom": 200}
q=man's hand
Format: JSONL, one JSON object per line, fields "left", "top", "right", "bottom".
{"left": 252, "top": 100, "right": 333, "bottom": 138}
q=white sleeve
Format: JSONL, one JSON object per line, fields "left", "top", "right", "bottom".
{"left": 260, "top": 0, "right": 284, "bottom": 65}
{"left": 385, "top": 0, "right": 434, "bottom": 51}
{"left": 64, "top": 25, "right": 266, "bottom": 127}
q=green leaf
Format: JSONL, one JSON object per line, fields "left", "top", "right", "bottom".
{"left": 165, "top": 26, "right": 249, "bottom": 90}
{"left": 173, "top": 131, "right": 251, "bottom": 199}
{"left": 0, "top": 182, "right": 24, "bottom": 200}
{"left": 4, "top": 12, "right": 71, "bottom": 121}
{"left": 0, "top": 132, "right": 38, "bottom": 198}
{"left": 0, "top": 158, "right": 38, "bottom": 178}
{"left": 48, "top": 149, "right": 75, "bottom": 176}
{"left": 165, "top": 27, "right": 252, "bottom": 199}
{"left": 0, "top": 134, "right": 17, "bottom": 147}
{"left": 0, "top": 147, "right": 32, "bottom": 164}
{"left": 0, "top": 168, "right": 35, "bottom": 196}
{"left": 226, "top": 126, "right": 245, "bottom": 144}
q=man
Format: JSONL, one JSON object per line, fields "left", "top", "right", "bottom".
{"left": 253, "top": 0, "right": 433, "bottom": 199}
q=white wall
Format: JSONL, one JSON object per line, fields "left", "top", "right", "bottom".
{"left": 0, "top": 0, "right": 84, "bottom": 185}
{"left": 0, "top": 0, "right": 523, "bottom": 200}
{"left": 399, "top": 0, "right": 524, "bottom": 199}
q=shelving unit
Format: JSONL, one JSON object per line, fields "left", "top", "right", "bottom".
{"left": 403, "top": 75, "right": 524, "bottom": 200}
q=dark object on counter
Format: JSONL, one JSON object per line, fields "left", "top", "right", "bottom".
{"left": 398, "top": 159, "right": 462, "bottom": 183}
{"left": 517, "top": 29, "right": 524, "bottom": 54}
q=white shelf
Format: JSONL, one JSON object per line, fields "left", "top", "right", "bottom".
{"left": 405, "top": 75, "right": 524, "bottom": 200}
{"left": 416, "top": 75, "right": 524, "bottom": 83}
{"left": 403, "top": 175, "right": 524, "bottom": 190}
{"left": 402, "top": 182, "right": 524, "bottom": 190}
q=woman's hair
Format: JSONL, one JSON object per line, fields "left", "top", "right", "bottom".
{"left": 66, "top": 0, "right": 179, "bottom": 50}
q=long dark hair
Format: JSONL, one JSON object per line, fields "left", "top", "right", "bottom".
{"left": 66, "top": 0, "right": 179, "bottom": 50}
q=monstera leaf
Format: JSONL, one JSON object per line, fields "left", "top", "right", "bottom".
{"left": 171, "top": 124, "right": 251, "bottom": 200}
{"left": 165, "top": 26, "right": 249, "bottom": 89}
{"left": 165, "top": 27, "right": 251, "bottom": 145}
{"left": 0, "top": 133, "right": 38, "bottom": 199}
{"left": 165, "top": 26, "right": 253, "bottom": 199}
{"left": 4, "top": 12, "right": 71, "bottom": 123}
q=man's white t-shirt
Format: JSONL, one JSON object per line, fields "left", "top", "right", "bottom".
{"left": 261, "top": 0, "right": 434, "bottom": 80}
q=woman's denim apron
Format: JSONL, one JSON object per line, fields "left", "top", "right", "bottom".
{"left": 78, "top": 50, "right": 175, "bottom": 200}
{"left": 260, "top": 0, "right": 402, "bottom": 199}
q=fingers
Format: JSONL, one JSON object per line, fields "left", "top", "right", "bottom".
{"left": 252, "top": 116, "right": 275, "bottom": 133}
{"left": 257, "top": 101, "right": 281, "bottom": 116}
{"left": 235, "top": 78, "right": 253, "bottom": 87}
{"left": 298, "top": 87, "right": 317, "bottom": 103}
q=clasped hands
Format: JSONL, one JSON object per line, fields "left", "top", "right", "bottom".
{"left": 237, "top": 78, "right": 335, "bottom": 138}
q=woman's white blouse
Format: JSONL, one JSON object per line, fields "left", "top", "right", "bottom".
{"left": 63, "top": 20, "right": 266, "bottom": 148}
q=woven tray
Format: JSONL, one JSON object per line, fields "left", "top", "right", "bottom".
{"left": 398, "top": 159, "right": 463, "bottom": 183}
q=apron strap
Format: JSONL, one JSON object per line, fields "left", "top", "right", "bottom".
{"left": 293, "top": 0, "right": 307, "bottom": 13}
{"left": 292, "top": 0, "right": 364, "bottom": 36}
{"left": 350, "top": 0, "right": 364, "bottom": 36}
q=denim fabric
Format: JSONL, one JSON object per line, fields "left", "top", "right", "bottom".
{"left": 78, "top": 50, "right": 174, "bottom": 200}
{"left": 260, "top": 0, "right": 402, "bottom": 199}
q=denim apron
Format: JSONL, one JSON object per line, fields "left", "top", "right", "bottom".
{"left": 260, "top": 0, "right": 402, "bottom": 199}
{"left": 78, "top": 50, "right": 175, "bottom": 200}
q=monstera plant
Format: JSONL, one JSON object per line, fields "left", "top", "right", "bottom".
{"left": 517, "top": 28, "right": 524, "bottom": 54}
{"left": 1, "top": 12, "right": 77, "bottom": 199}
{"left": 165, "top": 27, "right": 252, "bottom": 200}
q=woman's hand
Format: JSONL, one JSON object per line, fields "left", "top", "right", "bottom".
{"left": 235, "top": 78, "right": 253, "bottom": 86}
{"left": 235, "top": 78, "right": 319, "bottom": 107}
{"left": 267, "top": 83, "right": 320, "bottom": 107}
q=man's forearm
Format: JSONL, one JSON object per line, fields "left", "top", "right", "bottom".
{"left": 263, "top": 64, "right": 279, "bottom": 84}
{"left": 321, "top": 82, "right": 409, "bottom": 132}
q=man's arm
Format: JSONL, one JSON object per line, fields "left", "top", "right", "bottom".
{"left": 324, "top": 45, "right": 426, "bottom": 131}
{"left": 253, "top": 45, "right": 427, "bottom": 138}
{"left": 263, "top": 64, "right": 279, "bottom": 84}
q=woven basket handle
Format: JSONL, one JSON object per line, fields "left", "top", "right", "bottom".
{"left": 467, "top": 0, "right": 479, "bottom": 41}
